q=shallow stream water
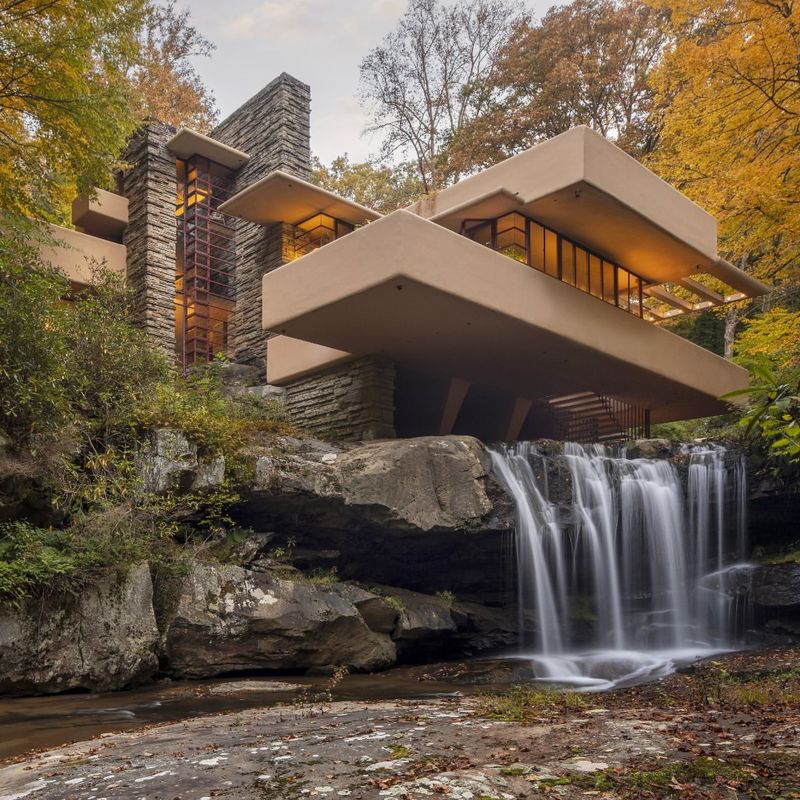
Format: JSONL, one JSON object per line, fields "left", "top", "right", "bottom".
{"left": 0, "top": 647, "right": 730, "bottom": 764}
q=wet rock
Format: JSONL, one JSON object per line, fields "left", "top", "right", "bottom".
{"left": 136, "top": 429, "right": 224, "bottom": 495}
{"left": 328, "top": 584, "right": 399, "bottom": 635}
{"left": 629, "top": 438, "right": 674, "bottom": 459}
{"left": 0, "top": 563, "right": 158, "bottom": 695}
{"left": 164, "top": 563, "right": 397, "bottom": 677}
{"left": 450, "top": 601, "right": 518, "bottom": 653}
{"left": 752, "top": 561, "right": 800, "bottom": 607}
{"left": 386, "top": 587, "right": 458, "bottom": 657}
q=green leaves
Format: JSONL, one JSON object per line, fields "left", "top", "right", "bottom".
{"left": 723, "top": 366, "right": 800, "bottom": 463}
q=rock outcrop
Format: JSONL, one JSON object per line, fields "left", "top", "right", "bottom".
{"left": 240, "top": 435, "right": 505, "bottom": 533}
{"left": 750, "top": 561, "right": 800, "bottom": 638}
{"left": 0, "top": 563, "right": 159, "bottom": 695}
{"left": 163, "top": 564, "right": 517, "bottom": 677}
{"left": 136, "top": 429, "right": 225, "bottom": 495}
{"left": 164, "top": 563, "right": 397, "bottom": 677}
{"left": 752, "top": 561, "right": 800, "bottom": 608}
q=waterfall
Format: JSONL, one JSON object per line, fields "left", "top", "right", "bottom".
{"left": 490, "top": 442, "right": 750, "bottom": 689}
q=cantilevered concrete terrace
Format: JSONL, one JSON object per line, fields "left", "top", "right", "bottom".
{"left": 219, "top": 126, "right": 769, "bottom": 440}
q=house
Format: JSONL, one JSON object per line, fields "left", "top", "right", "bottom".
{"left": 40, "top": 73, "right": 767, "bottom": 443}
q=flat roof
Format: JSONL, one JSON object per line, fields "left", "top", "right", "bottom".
{"left": 219, "top": 171, "right": 381, "bottom": 227}
{"left": 261, "top": 210, "right": 750, "bottom": 424}
{"left": 166, "top": 128, "right": 250, "bottom": 170}
{"left": 408, "top": 127, "right": 759, "bottom": 290}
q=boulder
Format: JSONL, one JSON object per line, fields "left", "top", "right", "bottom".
{"left": 0, "top": 563, "right": 158, "bottom": 695}
{"left": 751, "top": 561, "right": 800, "bottom": 607}
{"left": 328, "top": 583, "right": 399, "bottom": 634}
{"left": 164, "top": 563, "right": 397, "bottom": 677}
{"left": 244, "top": 436, "right": 502, "bottom": 533}
{"left": 629, "top": 439, "right": 674, "bottom": 459}
{"left": 136, "top": 429, "right": 224, "bottom": 495}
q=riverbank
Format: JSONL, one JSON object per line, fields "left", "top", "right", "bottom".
{"left": 1, "top": 645, "right": 797, "bottom": 799}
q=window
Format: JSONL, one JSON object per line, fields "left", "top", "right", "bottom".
{"left": 461, "top": 211, "right": 646, "bottom": 317}
{"left": 294, "top": 213, "right": 356, "bottom": 258}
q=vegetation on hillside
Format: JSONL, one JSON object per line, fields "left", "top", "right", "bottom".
{"left": 0, "top": 244, "right": 293, "bottom": 604}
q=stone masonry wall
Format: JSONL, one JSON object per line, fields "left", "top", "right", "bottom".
{"left": 284, "top": 357, "right": 397, "bottom": 441}
{"left": 121, "top": 122, "right": 177, "bottom": 353}
{"left": 212, "top": 73, "right": 311, "bottom": 373}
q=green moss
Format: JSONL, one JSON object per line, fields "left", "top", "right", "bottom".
{"left": 475, "top": 685, "right": 588, "bottom": 722}
{"left": 388, "top": 744, "right": 412, "bottom": 760}
{"left": 499, "top": 766, "right": 527, "bottom": 777}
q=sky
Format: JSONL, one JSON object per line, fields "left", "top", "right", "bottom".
{"left": 180, "top": 0, "right": 558, "bottom": 164}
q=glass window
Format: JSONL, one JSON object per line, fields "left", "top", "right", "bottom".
{"left": 575, "top": 247, "right": 589, "bottom": 292}
{"left": 561, "top": 240, "right": 575, "bottom": 286}
{"left": 602, "top": 260, "right": 616, "bottom": 304}
{"left": 589, "top": 254, "right": 603, "bottom": 298}
{"left": 530, "top": 222, "right": 545, "bottom": 271}
{"left": 465, "top": 220, "right": 493, "bottom": 249}
{"left": 545, "top": 230, "right": 559, "bottom": 277}
{"left": 496, "top": 213, "right": 527, "bottom": 263}
{"left": 617, "top": 268, "right": 631, "bottom": 312}
{"left": 629, "top": 275, "right": 642, "bottom": 316}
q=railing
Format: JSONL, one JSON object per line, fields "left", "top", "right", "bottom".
{"left": 462, "top": 212, "right": 646, "bottom": 318}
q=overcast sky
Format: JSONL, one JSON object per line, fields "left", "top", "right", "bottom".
{"left": 180, "top": 0, "right": 559, "bottom": 164}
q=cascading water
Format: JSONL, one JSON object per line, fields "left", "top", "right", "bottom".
{"left": 490, "top": 442, "right": 751, "bottom": 690}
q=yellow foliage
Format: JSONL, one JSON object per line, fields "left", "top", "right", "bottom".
{"left": 734, "top": 306, "right": 800, "bottom": 373}
{"left": 646, "top": 0, "right": 800, "bottom": 284}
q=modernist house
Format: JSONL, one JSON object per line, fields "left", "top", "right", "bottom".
{"left": 41, "top": 73, "right": 767, "bottom": 443}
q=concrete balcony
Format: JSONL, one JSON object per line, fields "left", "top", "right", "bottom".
{"left": 262, "top": 209, "right": 749, "bottom": 425}
{"left": 38, "top": 223, "right": 127, "bottom": 287}
{"left": 72, "top": 188, "right": 128, "bottom": 240}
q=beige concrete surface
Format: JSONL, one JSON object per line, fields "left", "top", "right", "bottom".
{"left": 266, "top": 336, "right": 355, "bottom": 384}
{"left": 220, "top": 171, "right": 381, "bottom": 226}
{"left": 38, "top": 223, "right": 126, "bottom": 285}
{"left": 167, "top": 127, "right": 250, "bottom": 169}
{"left": 72, "top": 188, "right": 128, "bottom": 239}
{"left": 262, "top": 210, "right": 749, "bottom": 423}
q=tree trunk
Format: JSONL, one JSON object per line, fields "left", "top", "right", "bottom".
{"left": 723, "top": 305, "right": 738, "bottom": 360}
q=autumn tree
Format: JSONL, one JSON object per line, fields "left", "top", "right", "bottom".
{"left": 127, "top": 0, "right": 218, "bottom": 132}
{"left": 311, "top": 156, "right": 424, "bottom": 214}
{"left": 0, "top": 0, "right": 144, "bottom": 221}
{"left": 646, "top": 0, "right": 799, "bottom": 362}
{"left": 359, "top": 0, "right": 524, "bottom": 193}
{"left": 448, "top": 0, "right": 667, "bottom": 173}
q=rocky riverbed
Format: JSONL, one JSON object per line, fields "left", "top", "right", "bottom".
{"left": 1, "top": 646, "right": 798, "bottom": 799}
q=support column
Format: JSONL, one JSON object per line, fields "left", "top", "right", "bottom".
{"left": 505, "top": 397, "right": 533, "bottom": 441}
{"left": 120, "top": 122, "right": 177, "bottom": 355}
{"left": 438, "top": 378, "right": 471, "bottom": 435}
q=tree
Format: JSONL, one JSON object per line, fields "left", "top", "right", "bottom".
{"left": 0, "top": 0, "right": 144, "bottom": 222}
{"left": 646, "top": 0, "right": 799, "bottom": 364}
{"left": 646, "top": 0, "right": 799, "bottom": 286}
{"left": 310, "top": 155, "right": 424, "bottom": 214}
{"left": 127, "top": 0, "right": 218, "bottom": 132}
{"left": 359, "top": 0, "right": 524, "bottom": 193}
{"left": 448, "top": 0, "right": 667, "bottom": 174}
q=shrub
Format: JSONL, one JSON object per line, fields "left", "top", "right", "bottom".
{"left": 0, "top": 232, "right": 72, "bottom": 441}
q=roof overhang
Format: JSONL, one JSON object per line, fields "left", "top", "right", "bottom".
{"left": 219, "top": 170, "right": 382, "bottom": 227}
{"left": 262, "top": 210, "right": 749, "bottom": 424}
{"left": 409, "top": 127, "right": 767, "bottom": 297}
{"left": 167, "top": 127, "right": 250, "bottom": 170}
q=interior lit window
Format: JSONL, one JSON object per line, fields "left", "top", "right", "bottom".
{"left": 294, "top": 213, "right": 355, "bottom": 258}
{"left": 460, "top": 211, "right": 647, "bottom": 318}
{"left": 496, "top": 213, "right": 527, "bottom": 263}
